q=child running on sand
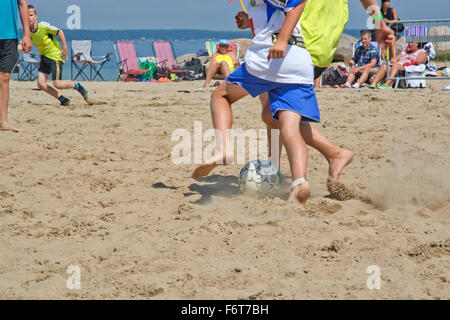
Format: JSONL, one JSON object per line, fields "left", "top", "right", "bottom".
{"left": 193, "top": 0, "right": 394, "bottom": 206}
{"left": 258, "top": 0, "right": 394, "bottom": 184}
{"left": 193, "top": 0, "right": 318, "bottom": 206}
{"left": 19, "top": 5, "right": 89, "bottom": 106}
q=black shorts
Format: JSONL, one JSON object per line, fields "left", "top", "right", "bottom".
{"left": 0, "top": 39, "right": 19, "bottom": 74}
{"left": 314, "top": 66, "right": 327, "bottom": 81}
{"left": 39, "top": 55, "right": 63, "bottom": 80}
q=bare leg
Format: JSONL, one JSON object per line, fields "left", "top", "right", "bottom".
{"left": 314, "top": 77, "right": 321, "bottom": 89}
{"left": 300, "top": 123, "right": 353, "bottom": 180}
{"left": 260, "top": 96, "right": 353, "bottom": 180}
{"left": 53, "top": 80, "right": 75, "bottom": 90}
{"left": 37, "top": 72, "right": 59, "bottom": 99}
{"left": 385, "top": 63, "right": 401, "bottom": 86}
{"left": 192, "top": 81, "right": 248, "bottom": 178}
{"left": 346, "top": 69, "right": 358, "bottom": 85}
{"left": 260, "top": 93, "right": 282, "bottom": 165}
{"left": 0, "top": 72, "right": 21, "bottom": 132}
{"left": 372, "top": 64, "right": 387, "bottom": 85}
{"left": 219, "top": 61, "right": 231, "bottom": 78}
{"left": 357, "top": 68, "right": 371, "bottom": 86}
{"left": 203, "top": 60, "right": 220, "bottom": 88}
{"left": 277, "top": 110, "right": 310, "bottom": 206}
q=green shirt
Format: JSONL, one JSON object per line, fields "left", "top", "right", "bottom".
{"left": 30, "top": 22, "right": 63, "bottom": 62}
{"left": 300, "top": 0, "right": 349, "bottom": 68}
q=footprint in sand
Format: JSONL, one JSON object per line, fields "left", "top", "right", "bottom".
{"left": 85, "top": 99, "right": 106, "bottom": 106}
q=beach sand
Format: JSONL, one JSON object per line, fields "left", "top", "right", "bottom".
{"left": 1, "top": 79, "right": 449, "bottom": 299}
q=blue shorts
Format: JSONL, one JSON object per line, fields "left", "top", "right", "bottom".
{"left": 226, "top": 64, "right": 320, "bottom": 122}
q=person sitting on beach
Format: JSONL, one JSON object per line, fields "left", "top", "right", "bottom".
{"left": 202, "top": 39, "right": 239, "bottom": 89}
{"left": 370, "top": 41, "right": 427, "bottom": 89}
{"left": 344, "top": 30, "right": 380, "bottom": 89}
{"left": 18, "top": 5, "right": 89, "bottom": 106}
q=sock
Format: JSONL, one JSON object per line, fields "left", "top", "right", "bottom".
{"left": 58, "top": 95, "right": 66, "bottom": 102}
{"left": 75, "top": 83, "right": 80, "bottom": 90}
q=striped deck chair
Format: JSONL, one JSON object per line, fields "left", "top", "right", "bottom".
{"left": 152, "top": 41, "right": 188, "bottom": 78}
{"left": 406, "top": 26, "right": 428, "bottom": 37}
{"left": 113, "top": 41, "right": 149, "bottom": 81}
{"left": 405, "top": 25, "right": 428, "bottom": 44}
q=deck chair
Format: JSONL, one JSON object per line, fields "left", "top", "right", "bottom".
{"left": 71, "top": 40, "right": 112, "bottom": 81}
{"left": 406, "top": 26, "right": 428, "bottom": 38}
{"left": 152, "top": 41, "right": 188, "bottom": 79}
{"left": 18, "top": 52, "right": 40, "bottom": 81}
{"left": 114, "top": 41, "right": 150, "bottom": 82}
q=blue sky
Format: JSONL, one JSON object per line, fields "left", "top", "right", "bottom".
{"left": 28, "top": 0, "right": 450, "bottom": 30}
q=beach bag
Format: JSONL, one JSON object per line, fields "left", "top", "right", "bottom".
{"left": 390, "top": 22, "right": 405, "bottom": 34}
{"left": 139, "top": 59, "right": 157, "bottom": 80}
{"left": 404, "top": 65, "right": 426, "bottom": 88}
{"left": 322, "top": 66, "right": 348, "bottom": 86}
{"left": 182, "top": 58, "right": 205, "bottom": 81}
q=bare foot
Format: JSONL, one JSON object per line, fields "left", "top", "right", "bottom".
{"left": 192, "top": 153, "right": 234, "bottom": 178}
{"left": 0, "top": 123, "right": 22, "bottom": 133}
{"left": 192, "top": 162, "right": 218, "bottom": 178}
{"left": 328, "top": 149, "right": 353, "bottom": 181}
{"left": 288, "top": 179, "right": 311, "bottom": 207}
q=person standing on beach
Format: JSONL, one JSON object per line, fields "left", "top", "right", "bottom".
{"left": 19, "top": 5, "right": 89, "bottom": 107}
{"left": 0, "top": 0, "right": 32, "bottom": 132}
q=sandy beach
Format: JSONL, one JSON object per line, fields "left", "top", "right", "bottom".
{"left": 0, "top": 79, "right": 449, "bottom": 299}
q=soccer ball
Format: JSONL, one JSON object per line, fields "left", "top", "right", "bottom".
{"left": 238, "top": 159, "right": 282, "bottom": 195}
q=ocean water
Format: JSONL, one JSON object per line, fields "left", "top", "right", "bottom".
{"left": 15, "top": 29, "right": 361, "bottom": 82}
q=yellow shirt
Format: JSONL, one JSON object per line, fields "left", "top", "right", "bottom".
{"left": 215, "top": 54, "right": 235, "bottom": 72}
{"left": 30, "top": 22, "right": 63, "bottom": 62}
{"left": 300, "top": 0, "right": 349, "bottom": 68}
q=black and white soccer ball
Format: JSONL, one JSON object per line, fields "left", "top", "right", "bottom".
{"left": 238, "top": 160, "right": 282, "bottom": 195}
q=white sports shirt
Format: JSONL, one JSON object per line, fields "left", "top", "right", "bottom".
{"left": 244, "top": 0, "right": 314, "bottom": 84}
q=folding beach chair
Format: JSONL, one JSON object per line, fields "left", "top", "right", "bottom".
{"left": 406, "top": 26, "right": 428, "bottom": 38}
{"left": 18, "top": 52, "right": 40, "bottom": 81}
{"left": 152, "top": 40, "right": 188, "bottom": 79}
{"left": 71, "top": 40, "right": 112, "bottom": 81}
{"left": 113, "top": 41, "right": 150, "bottom": 82}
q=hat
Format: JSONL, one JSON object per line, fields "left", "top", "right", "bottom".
{"left": 218, "top": 39, "right": 229, "bottom": 46}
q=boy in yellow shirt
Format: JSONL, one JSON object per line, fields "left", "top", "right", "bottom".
{"left": 19, "top": 5, "right": 89, "bottom": 106}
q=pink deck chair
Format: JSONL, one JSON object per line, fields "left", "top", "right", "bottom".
{"left": 152, "top": 41, "right": 188, "bottom": 77}
{"left": 114, "top": 41, "right": 149, "bottom": 81}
